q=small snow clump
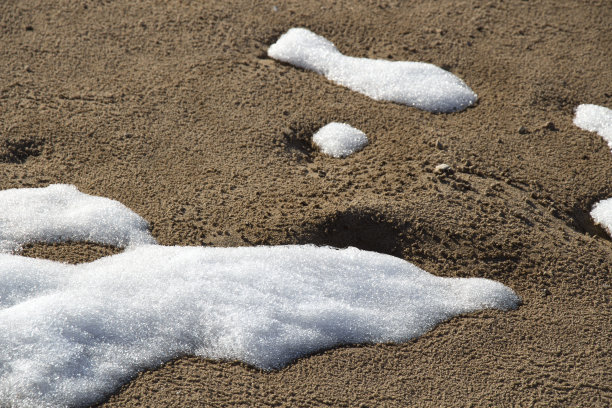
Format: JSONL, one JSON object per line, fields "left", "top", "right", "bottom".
{"left": 312, "top": 122, "right": 368, "bottom": 157}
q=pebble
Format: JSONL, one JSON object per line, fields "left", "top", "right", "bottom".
{"left": 434, "top": 163, "right": 453, "bottom": 174}
{"left": 543, "top": 121, "right": 557, "bottom": 131}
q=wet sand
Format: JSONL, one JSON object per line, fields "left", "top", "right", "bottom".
{"left": 2, "top": 0, "right": 611, "bottom": 406}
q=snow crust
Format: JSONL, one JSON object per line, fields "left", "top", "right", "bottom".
{"left": 268, "top": 28, "right": 478, "bottom": 113}
{"left": 573, "top": 104, "right": 612, "bottom": 150}
{"left": 0, "top": 184, "right": 156, "bottom": 253}
{"left": 591, "top": 198, "right": 612, "bottom": 237}
{"left": 313, "top": 122, "right": 368, "bottom": 157}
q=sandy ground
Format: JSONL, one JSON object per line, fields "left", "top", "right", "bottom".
{"left": 1, "top": 0, "right": 611, "bottom": 406}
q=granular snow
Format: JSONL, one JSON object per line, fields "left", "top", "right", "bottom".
{"left": 312, "top": 122, "right": 368, "bottom": 157}
{"left": 268, "top": 28, "right": 478, "bottom": 113}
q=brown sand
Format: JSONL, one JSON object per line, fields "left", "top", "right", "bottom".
{"left": 2, "top": 0, "right": 611, "bottom": 406}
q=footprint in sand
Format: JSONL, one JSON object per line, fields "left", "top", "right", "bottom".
{"left": 0, "top": 185, "right": 520, "bottom": 408}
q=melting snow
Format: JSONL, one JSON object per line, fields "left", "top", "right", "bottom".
{"left": 0, "top": 246, "right": 519, "bottom": 407}
{"left": 313, "top": 122, "right": 368, "bottom": 157}
{"left": 591, "top": 198, "right": 612, "bottom": 237}
{"left": 573, "top": 104, "right": 612, "bottom": 151}
{"left": 0, "top": 184, "right": 156, "bottom": 253}
{"left": 0, "top": 185, "right": 520, "bottom": 407}
{"left": 268, "top": 28, "right": 478, "bottom": 113}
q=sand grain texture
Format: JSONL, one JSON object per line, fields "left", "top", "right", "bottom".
{"left": 1, "top": 0, "right": 611, "bottom": 406}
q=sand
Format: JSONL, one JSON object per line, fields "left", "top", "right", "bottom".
{"left": 1, "top": 0, "right": 611, "bottom": 406}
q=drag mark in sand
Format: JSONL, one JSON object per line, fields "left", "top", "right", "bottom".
{"left": 0, "top": 186, "right": 520, "bottom": 407}
{"left": 312, "top": 122, "right": 368, "bottom": 157}
{"left": 268, "top": 28, "right": 478, "bottom": 113}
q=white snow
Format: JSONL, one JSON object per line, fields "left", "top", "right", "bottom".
{"left": 312, "top": 122, "right": 368, "bottom": 157}
{"left": 591, "top": 198, "right": 612, "bottom": 237}
{"left": 574, "top": 105, "right": 612, "bottom": 235}
{"left": 268, "top": 28, "right": 478, "bottom": 113}
{"left": 0, "top": 245, "right": 519, "bottom": 407}
{"left": 0, "top": 186, "right": 520, "bottom": 407}
{"left": 573, "top": 104, "right": 612, "bottom": 150}
{"left": 0, "top": 184, "right": 156, "bottom": 253}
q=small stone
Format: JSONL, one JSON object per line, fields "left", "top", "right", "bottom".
{"left": 434, "top": 163, "right": 453, "bottom": 174}
{"left": 517, "top": 125, "right": 528, "bottom": 134}
{"left": 25, "top": 25, "right": 33, "bottom": 31}
{"left": 435, "top": 139, "right": 444, "bottom": 150}
{"left": 543, "top": 121, "right": 557, "bottom": 131}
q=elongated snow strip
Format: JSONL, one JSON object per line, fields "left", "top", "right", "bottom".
{"left": 268, "top": 28, "right": 478, "bottom": 113}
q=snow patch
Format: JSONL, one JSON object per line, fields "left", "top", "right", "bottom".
{"left": 313, "top": 122, "right": 368, "bottom": 157}
{"left": 268, "top": 28, "right": 478, "bottom": 113}
{"left": 0, "top": 184, "right": 156, "bottom": 253}
{"left": 573, "top": 104, "right": 612, "bottom": 151}
{"left": 0, "top": 245, "right": 519, "bottom": 407}
{"left": 591, "top": 198, "right": 612, "bottom": 237}
{"left": 0, "top": 186, "right": 520, "bottom": 407}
